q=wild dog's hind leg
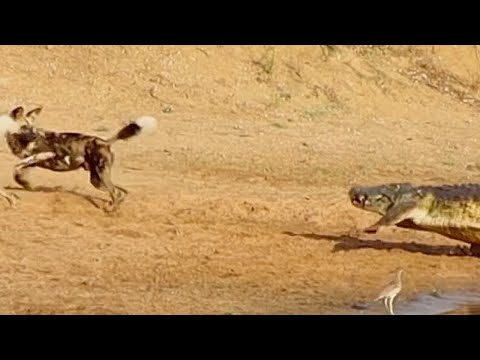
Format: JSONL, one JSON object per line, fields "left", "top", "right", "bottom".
{"left": 101, "top": 167, "right": 127, "bottom": 212}
{"left": 115, "top": 185, "right": 128, "bottom": 195}
{"left": 104, "top": 151, "right": 128, "bottom": 195}
{"left": 89, "top": 166, "right": 126, "bottom": 212}
{"left": 14, "top": 152, "right": 56, "bottom": 191}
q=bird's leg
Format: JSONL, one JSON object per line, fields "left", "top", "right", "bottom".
{"left": 383, "top": 298, "right": 389, "bottom": 314}
{"left": 388, "top": 297, "right": 395, "bottom": 315}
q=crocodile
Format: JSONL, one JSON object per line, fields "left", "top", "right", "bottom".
{"left": 348, "top": 182, "right": 480, "bottom": 256}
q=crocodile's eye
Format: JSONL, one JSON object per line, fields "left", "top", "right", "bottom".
{"left": 386, "top": 184, "right": 400, "bottom": 192}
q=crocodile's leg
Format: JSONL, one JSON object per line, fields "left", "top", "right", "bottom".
{"left": 470, "top": 244, "right": 480, "bottom": 257}
{"left": 364, "top": 201, "right": 418, "bottom": 234}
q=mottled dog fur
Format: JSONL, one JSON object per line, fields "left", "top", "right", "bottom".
{"left": 1, "top": 106, "right": 157, "bottom": 212}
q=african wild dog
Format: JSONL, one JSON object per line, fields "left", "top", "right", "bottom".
{"left": 0, "top": 106, "right": 157, "bottom": 212}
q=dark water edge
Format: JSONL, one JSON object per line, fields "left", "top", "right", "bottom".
{"left": 347, "top": 291, "right": 480, "bottom": 315}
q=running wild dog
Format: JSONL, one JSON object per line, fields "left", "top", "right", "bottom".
{"left": 0, "top": 106, "right": 157, "bottom": 212}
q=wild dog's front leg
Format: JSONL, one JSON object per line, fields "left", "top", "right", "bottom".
{"left": 0, "top": 188, "right": 19, "bottom": 207}
{"left": 364, "top": 201, "right": 419, "bottom": 234}
{"left": 14, "top": 152, "right": 56, "bottom": 191}
{"left": 14, "top": 167, "right": 33, "bottom": 191}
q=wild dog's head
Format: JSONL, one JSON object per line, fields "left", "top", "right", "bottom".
{"left": 0, "top": 106, "right": 42, "bottom": 138}
{"left": 10, "top": 106, "right": 42, "bottom": 127}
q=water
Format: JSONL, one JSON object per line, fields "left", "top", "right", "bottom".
{"left": 349, "top": 291, "right": 480, "bottom": 315}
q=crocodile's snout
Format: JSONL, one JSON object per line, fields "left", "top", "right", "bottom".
{"left": 351, "top": 194, "right": 366, "bottom": 207}
{"left": 349, "top": 187, "right": 366, "bottom": 207}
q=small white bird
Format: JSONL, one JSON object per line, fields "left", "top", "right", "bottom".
{"left": 375, "top": 268, "right": 404, "bottom": 315}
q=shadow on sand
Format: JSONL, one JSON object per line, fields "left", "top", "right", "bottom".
{"left": 6, "top": 185, "right": 107, "bottom": 209}
{"left": 283, "top": 232, "right": 473, "bottom": 257}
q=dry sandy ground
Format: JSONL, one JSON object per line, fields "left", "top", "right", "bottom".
{"left": 0, "top": 45, "right": 480, "bottom": 314}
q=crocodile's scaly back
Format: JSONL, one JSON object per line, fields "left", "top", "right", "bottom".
{"left": 415, "top": 183, "right": 480, "bottom": 198}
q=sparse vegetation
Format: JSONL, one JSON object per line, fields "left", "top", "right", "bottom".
{"left": 271, "top": 122, "right": 287, "bottom": 129}
{"left": 253, "top": 46, "right": 275, "bottom": 83}
{"left": 319, "top": 45, "right": 338, "bottom": 60}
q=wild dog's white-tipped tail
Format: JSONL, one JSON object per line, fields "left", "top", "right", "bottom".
{"left": 135, "top": 116, "right": 157, "bottom": 135}
{"left": 0, "top": 114, "right": 20, "bottom": 139}
{"left": 109, "top": 115, "right": 158, "bottom": 144}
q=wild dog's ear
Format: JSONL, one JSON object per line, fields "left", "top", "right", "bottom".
{"left": 26, "top": 107, "right": 42, "bottom": 122}
{"left": 10, "top": 106, "right": 24, "bottom": 120}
